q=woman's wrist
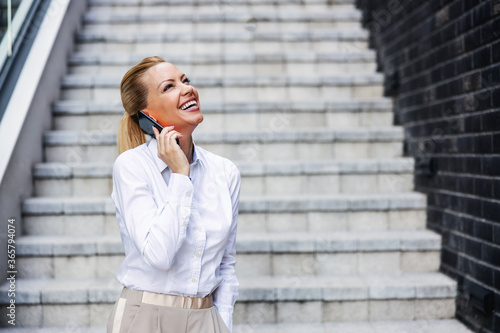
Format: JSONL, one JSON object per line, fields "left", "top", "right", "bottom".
{"left": 171, "top": 166, "right": 190, "bottom": 177}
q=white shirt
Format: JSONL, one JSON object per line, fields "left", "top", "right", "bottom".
{"left": 111, "top": 138, "right": 240, "bottom": 332}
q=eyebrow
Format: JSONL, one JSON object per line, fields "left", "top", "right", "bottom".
{"left": 157, "top": 74, "right": 187, "bottom": 90}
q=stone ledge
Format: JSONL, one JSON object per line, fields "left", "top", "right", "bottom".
{"left": 0, "top": 273, "right": 456, "bottom": 305}
{"left": 83, "top": 11, "right": 362, "bottom": 24}
{"left": 76, "top": 30, "right": 367, "bottom": 43}
{"left": 69, "top": 51, "right": 376, "bottom": 65}
{"left": 33, "top": 158, "right": 414, "bottom": 179}
{"left": 43, "top": 127, "right": 403, "bottom": 146}
{"left": 13, "top": 230, "right": 439, "bottom": 256}
{"left": 53, "top": 100, "right": 393, "bottom": 115}
{"left": 61, "top": 74, "right": 384, "bottom": 88}
{"left": 22, "top": 192, "right": 426, "bottom": 215}
{"left": 88, "top": 0, "right": 355, "bottom": 5}
{"left": 0, "top": 320, "right": 474, "bottom": 333}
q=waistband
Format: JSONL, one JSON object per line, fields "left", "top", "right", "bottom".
{"left": 121, "top": 287, "right": 214, "bottom": 310}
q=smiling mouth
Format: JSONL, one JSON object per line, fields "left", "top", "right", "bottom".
{"left": 180, "top": 100, "right": 198, "bottom": 110}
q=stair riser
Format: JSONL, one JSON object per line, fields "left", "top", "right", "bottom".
{"left": 33, "top": 173, "right": 414, "bottom": 197}
{"left": 44, "top": 142, "right": 402, "bottom": 163}
{"left": 16, "top": 251, "right": 440, "bottom": 280}
{"left": 87, "top": 0, "right": 356, "bottom": 5}
{"left": 53, "top": 111, "right": 393, "bottom": 132}
{"left": 0, "top": 298, "right": 456, "bottom": 327}
{"left": 22, "top": 210, "right": 427, "bottom": 237}
{"left": 75, "top": 41, "right": 369, "bottom": 54}
{"left": 83, "top": 22, "right": 361, "bottom": 32}
{"left": 68, "top": 62, "right": 377, "bottom": 77}
{"left": 85, "top": 4, "right": 357, "bottom": 15}
{"left": 60, "top": 85, "right": 384, "bottom": 103}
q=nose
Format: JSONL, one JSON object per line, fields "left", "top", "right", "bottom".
{"left": 182, "top": 82, "right": 194, "bottom": 96}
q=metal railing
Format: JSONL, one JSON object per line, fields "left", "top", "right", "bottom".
{"left": 0, "top": 0, "right": 43, "bottom": 121}
{"left": 0, "top": 0, "right": 27, "bottom": 71}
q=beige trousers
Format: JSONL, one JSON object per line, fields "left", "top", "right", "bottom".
{"left": 107, "top": 287, "right": 230, "bottom": 333}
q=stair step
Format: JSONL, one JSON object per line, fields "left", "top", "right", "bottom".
{"left": 83, "top": 8, "right": 361, "bottom": 24}
{"left": 69, "top": 60, "right": 377, "bottom": 77}
{"left": 33, "top": 158, "right": 415, "bottom": 197}
{"left": 53, "top": 99, "right": 393, "bottom": 131}
{"left": 35, "top": 158, "right": 414, "bottom": 178}
{"left": 22, "top": 192, "right": 426, "bottom": 215}
{"left": 60, "top": 75, "right": 383, "bottom": 103}
{"left": 42, "top": 128, "right": 403, "bottom": 163}
{"left": 61, "top": 74, "right": 383, "bottom": 88}
{"left": 14, "top": 230, "right": 441, "bottom": 256}
{"left": 21, "top": 193, "right": 427, "bottom": 236}
{"left": 0, "top": 273, "right": 457, "bottom": 327}
{"left": 14, "top": 230, "right": 441, "bottom": 279}
{"left": 76, "top": 39, "right": 368, "bottom": 54}
{"left": 88, "top": 0, "right": 356, "bottom": 5}
{"left": 53, "top": 100, "right": 392, "bottom": 114}
{"left": 68, "top": 51, "right": 377, "bottom": 65}
{"left": 76, "top": 30, "right": 367, "bottom": 43}
{"left": 22, "top": 208, "right": 427, "bottom": 237}
{"left": 0, "top": 320, "right": 474, "bottom": 333}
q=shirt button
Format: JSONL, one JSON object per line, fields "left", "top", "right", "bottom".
{"left": 195, "top": 252, "right": 200, "bottom": 257}
{"left": 186, "top": 192, "right": 191, "bottom": 197}
{"left": 198, "top": 227, "right": 202, "bottom": 232}
{"left": 183, "top": 221, "right": 188, "bottom": 226}
{"left": 192, "top": 278, "right": 196, "bottom": 282}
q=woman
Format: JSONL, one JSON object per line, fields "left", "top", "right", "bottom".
{"left": 107, "top": 56, "right": 240, "bottom": 333}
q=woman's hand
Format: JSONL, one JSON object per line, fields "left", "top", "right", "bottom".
{"left": 152, "top": 126, "right": 190, "bottom": 176}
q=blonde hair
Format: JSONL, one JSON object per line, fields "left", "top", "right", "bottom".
{"left": 117, "top": 56, "right": 166, "bottom": 154}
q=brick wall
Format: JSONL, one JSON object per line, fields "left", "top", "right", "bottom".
{"left": 355, "top": 0, "right": 500, "bottom": 331}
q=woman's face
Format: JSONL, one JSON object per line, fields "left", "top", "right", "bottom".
{"left": 142, "top": 62, "right": 203, "bottom": 133}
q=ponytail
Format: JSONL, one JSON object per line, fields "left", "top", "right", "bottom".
{"left": 118, "top": 56, "right": 166, "bottom": 154}
{"left": 117, "top": 112, "right": 146, "bottom": 155}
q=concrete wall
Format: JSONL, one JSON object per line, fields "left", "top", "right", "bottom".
{"left": 0, "top": 0, "right": 87, "bottom": 282}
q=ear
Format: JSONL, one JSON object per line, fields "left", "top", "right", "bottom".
{"left": 142, "top": 109, "right": 157, "bottom": 122}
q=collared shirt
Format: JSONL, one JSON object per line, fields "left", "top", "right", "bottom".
{"left": 111, "top": 139, "right": 240, "bottom": 332}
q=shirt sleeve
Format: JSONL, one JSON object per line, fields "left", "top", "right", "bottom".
{"left": 213, "top": 160, "right": 241, "bottom": 333}
{"left": 111, "top": 151, "right": 193, "bottom": 271}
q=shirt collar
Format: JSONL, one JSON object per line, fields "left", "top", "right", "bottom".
{"left": 147, "top": 138, "right": 202, "bottom": 173}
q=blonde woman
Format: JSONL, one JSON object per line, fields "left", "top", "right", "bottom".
{"left": 107, "top": 56, "right": 240, "bottom": 333}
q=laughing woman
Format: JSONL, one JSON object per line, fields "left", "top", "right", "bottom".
{"left": 107, "top": 56, "right": 240, "bottom": 333}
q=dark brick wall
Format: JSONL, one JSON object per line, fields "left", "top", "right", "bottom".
{"left": 356, "top": 0, "right": 500, "bottom": 331}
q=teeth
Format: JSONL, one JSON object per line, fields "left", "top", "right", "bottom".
{"left": 180, "top": 100, "right": 197, "bottom": 110}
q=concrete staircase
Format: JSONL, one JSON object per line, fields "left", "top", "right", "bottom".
{"left": 0, "top": 0, "right": 473, "bottom": 332}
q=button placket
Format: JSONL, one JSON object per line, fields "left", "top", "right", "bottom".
{"left": 187, "top": 222, "right": 206, "bottom": 295}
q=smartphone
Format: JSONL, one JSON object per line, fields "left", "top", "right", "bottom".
{"left": 137, "top": 110, "right": 179, "bottom": 145}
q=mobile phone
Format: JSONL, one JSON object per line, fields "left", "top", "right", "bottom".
{"left": 137, "top": 110, "right": 179, "bottom": 145}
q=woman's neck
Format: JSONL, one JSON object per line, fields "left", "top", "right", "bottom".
{"left": 179, "top": 132, "right": 194, "bottom": 164}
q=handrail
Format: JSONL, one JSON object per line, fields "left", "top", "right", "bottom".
{"left": 0, "top": 0, "right": 39, "bottom": 122}
{"left": 0, "top": 0, "right": 35, "bottom": 72}
{"left": 7, "top": 0, "right": 12, "bottom": 56}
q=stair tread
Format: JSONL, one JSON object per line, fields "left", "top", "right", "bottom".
{"left": 68, "top": 51, "right": 377, "bottom": 65}
{"left": 87, "top": 0, "right": 355, "bottom": 5}
{"left": 0, "top": 272, "right": 456, "bottom": 305}
{"left": 83, "top": 9, "right": 362, "bottom": 23}
{"left": 42, "top": 127, "right": 404, "bottom": 146}
{"left": 22, "top": 192, "right": 426, "bottom": 215}
{"left": 52, "top": 99, "right": 393, "bottom": 114}
{"left": 60, "top": 74, "right": 384, "bottom": 87}
{"left": 0, "top": 320, "right": 474, "bottom": 333}
{"left": 14, "top": 229, "right": 441, "bottom": 256}
{"left": 33, "top": 158, "right": 414, "bottom": 178}
{"left": 76, "top": 29, "right": 368, "bottom": 42}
